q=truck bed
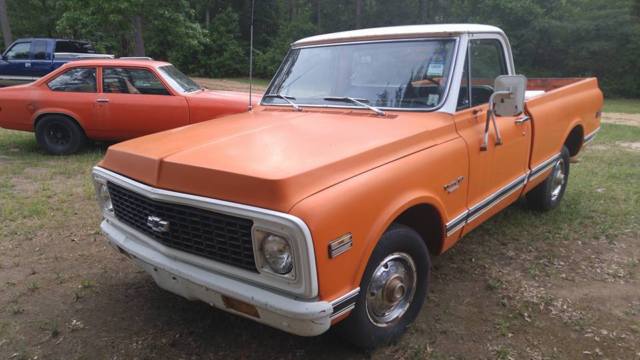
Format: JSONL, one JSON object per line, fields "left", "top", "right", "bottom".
{"left": 524, "top": 77, "right": 603, "bottom": 188}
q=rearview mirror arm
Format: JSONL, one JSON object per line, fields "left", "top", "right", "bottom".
{"left": 480, "top": 90, "right": 511, "bottom": 151}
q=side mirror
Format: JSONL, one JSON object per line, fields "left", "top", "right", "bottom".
{"left": 493, "top": 75, "right": 527, "bottom": 117}
{"left": 481, "top": 74, "right": 528, "bottom": 151}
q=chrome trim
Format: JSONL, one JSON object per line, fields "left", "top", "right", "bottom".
{"left": 466, "top": 174, "right": 527, "bottom": 223}
{"left": 328, "top": 233, "right": 353, "bottom": 258}
{"left": 261, "top": 37, "right": 460, "bottom": 114}
{"left": 331, "top": 304, "right": 356, "bottom": 319}
{"left": 583, "top": 127, "right": 600, "bottom": 145}
{"left": 515, "top": 115, "right": 531, "bottom": 125}
{"left": 92, "top": 166, "right": 318, "bottom": 299}
{"left": 528, "top": 153, "right": 561, "bottom": 182}
{"left": 445, "top": 173, "right": 529, "bottom": 236}
{"left": 330, "top": 288, "right": 360, "bottom": 319}
{"left": 445, "top": 210, "right": 468, "bottom": 237}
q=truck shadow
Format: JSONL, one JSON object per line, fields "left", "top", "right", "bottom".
{"left": 86, "top": 274, "right": 365, "bottom": 359}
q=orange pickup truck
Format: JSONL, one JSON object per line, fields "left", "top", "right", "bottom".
{"left": 91, "top": 24, "right": 602, "bottom": 348}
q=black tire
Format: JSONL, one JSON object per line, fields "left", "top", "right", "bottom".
{"left": 35, "top": 115, "right": 87, "bottom": 155}
{"left": 525, "top": 146, "right": 571, "bottom": 211}
{"left": 335, "top": 224, "right": 431, "bottom": 349}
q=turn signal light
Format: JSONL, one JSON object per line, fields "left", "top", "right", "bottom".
{"left": 222, "top": 295, "right": 260, "bottom": 318}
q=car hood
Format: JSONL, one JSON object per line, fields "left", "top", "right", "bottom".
{"left": 187, "top": 89, "right": 262, "bottom": 101}
{"left": 99, "top": 107, "right": 455, "bottom": 212}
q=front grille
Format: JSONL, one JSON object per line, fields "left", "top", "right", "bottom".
{"left": 107, "top": 182, "right": 257, "bottom": 272}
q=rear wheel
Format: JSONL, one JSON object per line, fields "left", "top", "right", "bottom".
{"left": 526, "top": 146, "right": 570, "bottom": 211}
{"left": 35, "top": 115, "right": 87, "bottom": 155}
{"left": 335, "top": 224, "right": 430, "bottom": 349}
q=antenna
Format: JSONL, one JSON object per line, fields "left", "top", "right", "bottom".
{"left": 248, "top": 0, "right": 255, "bottom": 111}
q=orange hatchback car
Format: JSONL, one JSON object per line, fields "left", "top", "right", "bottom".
{"left": 0, "top": 59, "right": 255, "bottom": 154}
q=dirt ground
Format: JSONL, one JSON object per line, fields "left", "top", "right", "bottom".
{"left": 601, "top": 113, "right": 640, "bottom": 128}
{"left": 0, "top": 93, "right": 639, "bottom": 358}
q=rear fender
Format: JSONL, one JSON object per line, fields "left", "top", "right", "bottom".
{"left": 31, "top": 108, "right": 84, "bottom": 130}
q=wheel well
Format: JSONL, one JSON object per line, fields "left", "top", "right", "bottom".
{"left": 565, "top": 125, "right": 584, "bottom": 157}
{"left": 33, "top": 113, "right": 85, "bottom": 134}
{"left": 393, "top": 204, "right": 444, "bottom": 255}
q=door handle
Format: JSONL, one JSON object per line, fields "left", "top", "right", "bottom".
{"left": 515, "top": 115, "right": 530, "bottom": 125}
{"left": 96, "top": 98, "right": 109, "bottom": 103}
{"left": 25, "top": 62, "right": 31, "bottom": 68}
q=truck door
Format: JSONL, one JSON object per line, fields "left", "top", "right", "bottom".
{"left": 0, "top": 41, "right": 34, "bottom": 78}
{"left": 453, "top": 38, "right": 532, "bottom": 235}
{"left": 29, "top": 39, "right": 54, "bottom": 77}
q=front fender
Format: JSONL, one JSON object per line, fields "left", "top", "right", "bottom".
{"left": 289, "top": 137, "right": 469, "bottom": 302}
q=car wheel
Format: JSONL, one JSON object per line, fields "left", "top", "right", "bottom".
{"left": 335, "top": 224, "right": 431, "bottom": 349}
{"left": 526, "top": 146, "right": 571, "bottom": 211}
{"left": 35, "top": 115, "right": 87, "bottom": 155}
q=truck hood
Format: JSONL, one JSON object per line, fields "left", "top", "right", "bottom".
{"left": 99, "top": 107, "right": 455, "bottom": 212}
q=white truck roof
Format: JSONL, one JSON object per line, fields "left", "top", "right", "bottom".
{"left": 293, "top": 24, "right": 505, "bottom": 47}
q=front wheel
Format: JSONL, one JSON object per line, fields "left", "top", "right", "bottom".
{"left": 526, "top": 146, "right": 571, "bottom": 211}
{"left": 335, "top": 224, "right": 430, "bottom": 349}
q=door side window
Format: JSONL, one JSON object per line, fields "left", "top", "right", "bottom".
{"left": 469, "top": 39, "right": 508, "bottom": 106}
{"left": 5, "top": 42, "right": 31, "bottom": 60}
{"left": 32, "top": 40, "right": 49, "bottom": 60}
{"left": 48, "top": 68, "right": 97, "bottom": 93}
{"left": 103, "top": 67, "right": 170, "bottom": 95}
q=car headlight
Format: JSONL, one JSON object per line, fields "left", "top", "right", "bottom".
{"left": 93, "top": 179, "right": 113, "bottom": 214}
{"left": 259, "top": 232, "right": 294, "bottom": 275}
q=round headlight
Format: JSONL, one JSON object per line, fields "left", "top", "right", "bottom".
{"left": 261, "top": 234, "right": 293, "bottom": 274}
{"left": 97, "top": 182, "right": 113, "bottom": 213}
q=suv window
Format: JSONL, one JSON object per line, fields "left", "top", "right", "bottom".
{"left": 103, "top": 67, "right": 170, "bottom": 95}
{"left": 469, "top": 39, "right": 508, "bottom": 107}
{"left": 32, "top": 40, "right": 48, "bottom": 60}
{"left": 5, "top": 42, "right": 31, "bottom": 60}
{"left": 48, "top": 68, "right": 97, "bottom": 93}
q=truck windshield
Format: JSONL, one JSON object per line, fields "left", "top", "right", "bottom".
{"left": 157, "top": 65, "right": 201, "bottom": 93}
{"left": 263, "top": 39, "right": 456, "bottom": 110}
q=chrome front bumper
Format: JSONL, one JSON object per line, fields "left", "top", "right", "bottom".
{"left": 101, "top": 218, "right": 335, "bottom": 337}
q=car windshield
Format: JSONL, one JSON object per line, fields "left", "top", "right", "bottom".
{"left": 157, "top": 65, "right": 201, "bottom": 93}
{"left": 263, "top": 39, "right": 457, "bottom": 110}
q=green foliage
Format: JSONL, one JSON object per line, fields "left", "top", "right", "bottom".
{"left": 2, "top": 0, "right": 640, "bottom": 97}
{"left": 200, "top": 7, "right": 245, "bottom": 77}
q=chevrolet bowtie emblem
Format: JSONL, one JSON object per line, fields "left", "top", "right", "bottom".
{"left": 146, "top": 216, "right": 170, "bottom": 233}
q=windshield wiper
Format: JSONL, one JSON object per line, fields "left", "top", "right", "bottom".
{"left": 324, "top": 96, "right": 385, "bottom": 116}
{"left": 263, "top": 93, "right": 302, "bottom": 111}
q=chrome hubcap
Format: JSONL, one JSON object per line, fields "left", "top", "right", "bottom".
{"left": 550, "top": 159, "right": 566, "bottom": 202}
{"left": 365, "top": 253, "right": 416, "bottom": 327}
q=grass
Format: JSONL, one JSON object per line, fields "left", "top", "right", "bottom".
{"left": 221, "top": 77, "right": 270, "bottom": 87}
{"left": 604, "top": 98, "right": 640, "bottom": 113}
{"left": 0, "top": 129, "right": 105, "bottom": 240}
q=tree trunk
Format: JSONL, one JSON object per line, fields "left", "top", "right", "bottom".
{"left": 419, "top": 0, "right": 429, "bottom": 23}
{"left": 0, "top": 0, "right": 12, "bottom": 48}
{"left": 314, "top": 0, "right": 321, "bottom": 28}
{"left": 355, "top": 0, "right": 363, "bottom": 28}
{"left": 132, "top": 15, "right": 145, "bottom": 57}
{"left": 205, "top": 7, "right": 210, "bottom": 28}
{"left": 288, "top": 0, "right": 296, "bottom": 21}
